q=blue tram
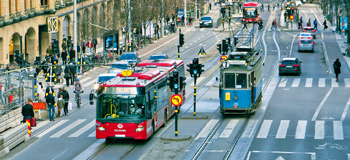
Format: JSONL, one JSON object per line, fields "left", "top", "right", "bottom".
{"left": 219, "top": 46, "right": 263, "bottom": 114}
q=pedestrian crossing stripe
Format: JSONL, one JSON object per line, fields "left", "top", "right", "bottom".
{"left": 277, "top": 78, "right": 350, "bottom": 88}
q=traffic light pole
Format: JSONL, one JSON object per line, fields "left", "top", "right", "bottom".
{"left": 193, "top": 74, "right": 197, "bottom": 116}
{"left": 175, "top": 88, "right": 178, "bottom": 136}
{"left": 177, "top": 45, "right": 180, "bottom": 60}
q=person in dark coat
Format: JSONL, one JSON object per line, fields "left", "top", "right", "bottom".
{"left": 69, "top": 48, "right": 75, "bottom": 62}
{"left": 60, "top": 87, "right": 70, "bottom": 115}
{"left": 64, "top": 66, "right": 72, "bottom": 87}
{"left": 333, "top": 58, "right": 342, "bottom": 81}
{"left": 46, "top": 91, "right": 56, "bottom": 121}
{"left": 61, "top": 49, "right": 67, "bottom": 65}
{"left": 22, "top": 98, "right": 34, "bottom": 123}
{"left": 45, "top": 82, "right": 55, "bottom": 98}
{"left": 70, "top": 63, "right": 77, "bottom": 85}
{"left": 81, "top": 40, "right": 86, "bottom": 54}
{"left": 55, "top": 62, "right": 63, "bottom": 83}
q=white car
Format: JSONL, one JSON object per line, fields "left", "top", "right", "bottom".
{"left": 93, "top": 73, "right": 118, "bottom": 90}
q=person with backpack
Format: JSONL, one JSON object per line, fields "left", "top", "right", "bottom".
{"left": 323, "top": 20, "right": 328, "bottom": 30}
{"left": 64, "top": 66, "right": 72, "bottom": 87}
{"left": 333, "top": 58, "right": 342, "bottom": 82}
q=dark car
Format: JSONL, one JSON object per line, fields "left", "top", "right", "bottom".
{"left": 302, "top": 27, "right": 316, "bottom": 39}
{"left": 119, "top": 52, "right": 141, "bottom": 65}
{"left": 279, "top": 58, "right": 302, "bottom": 76}
{"left": 298, "top": 39, "right": 314, "bottom": 52}
{"left": 199, "top": 17, "right": 213, "bottom": 28}
{"left": 148, "top": 54, "right": 168, "bottom": 60}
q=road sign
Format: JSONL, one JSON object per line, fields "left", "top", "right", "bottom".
{"left": 47, "top": 17, "right": 58, "bottom": 33}
{"left": 122, "top": 70, "right": 132, "bottom": 76}
{"left": 220, "top": 55, "right": 227, "bottom": 63}
{"left": 259, "top": 48, "right": 263, "bottom": 54}
{"left": 171, "top": 94, "right": 183, "bottom": 106}
{"left": 198, "top": 47, "right": 206, "bottom": 55}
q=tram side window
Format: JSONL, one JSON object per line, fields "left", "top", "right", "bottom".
{"left": 225, "top": 73, "right": 235, "bottom": 88}
{"left": 236, "top": 73, "right": 247, "bottom": 89}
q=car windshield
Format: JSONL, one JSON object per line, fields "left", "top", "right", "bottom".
{"left": 98, "top": 76, "right": 115, "bottom": 84}
{"left": 201, "top": 17, "right": 211, "bottom": 21}
{"left": 282, "top": 60, "right": 297, "bottom": 65}
{"left": 111, "top": 64, "right": 128, "bottom": 69}
{"left": 119, "top": 54, "right": 136, "bottom": 60}
{"left": 149, "top": 55, "right": 166, "bottom": 60}
{"left": 304, "top": 28, "right": 314, "bottom": 31}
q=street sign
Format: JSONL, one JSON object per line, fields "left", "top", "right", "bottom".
{"left": 171, "top": 94, "right": 183, "bottom": 106}
{"left": 259, "top": 48, "right": 263, "bottom": 54}
{"left": 220, "top": 55, "right": 227, "bottom": 63}
{"left": 198, "top": 47, "right": 206, "bottom": 55}
{"left": 122, "top": 70, "right": 132, "bottom": 76}
{"left": 47, "top": 17, "right": 58, "bottom": 33}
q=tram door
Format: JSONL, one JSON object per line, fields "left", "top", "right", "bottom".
{"left": 251, "top": 72, "right": 255, "bottom": 104}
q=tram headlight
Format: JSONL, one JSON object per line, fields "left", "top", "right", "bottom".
{"left": 97, "top": 127, "right": 105, "bottom": 131}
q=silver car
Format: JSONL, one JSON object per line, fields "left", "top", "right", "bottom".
{"left": 298, "top": 39, "right": 314, "bottom": 52}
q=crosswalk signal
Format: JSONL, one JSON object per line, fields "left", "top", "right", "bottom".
{"left": 197, "top": 64, "right": 205, "bottom": 76}
{"left": 52, "top": 40, "right": 59, "bottom": 54}
{"left": 186, "top": 63, "right": 194, "bottom": 77}
{"left": 167, "top": 76, "right": 174, "bottom": 90}
{"left": 222, "top": 39, "right": 228, "bottom": 54}
{"left": 173, "top": 71, "right": 179, "bottom": 91}
{"left": 217, "top": 44, "right": 222, "bottom": 54}
{"left": 180, "top": 77, "right": 186, "bottom": 91}
{"left": 179, "top": 33, "right": 185, "bottom": 47}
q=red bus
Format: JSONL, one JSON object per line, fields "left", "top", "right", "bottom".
{"left": 96, "top": 60, "right": 185, "bottom": 140}
{"left": 242, "top": 2, "right": 259, "bottom": 23}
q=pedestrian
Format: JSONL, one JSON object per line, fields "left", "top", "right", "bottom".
{"left": 323, "top": 20, "right": 328, "bottom": 30}
{"left": 38, "top": 82, "right": 45, "bottom": 102}
{"left": 243, "top": 21, "right": 248, "bottom": 29}
{"left": 57, "top": 94, "right": 65, "bottom": 118}
{"left": 333, "top": 58, "right": 342, "bottom": 81}
{"left": 0, "top": 83, "right": 3, "bottom": 103}
{"left": 189, "top": 17, "right": 192, "bottom": 26}
{"left": 93, "top": 38, "right": 97, "bottom": 54}
{"left": 77, "top": 43, "right": 81, "bottom": 58}
{"left": 61, "top": 87, "right": 69, "bottom": 115}
{"left": 314, "top": 18, "right": 317, "bottom": 30}
{"left": 271, "top": 20, "right": 275, "bottom": 30}
{"left": 81, "top": 40, "right": 86, "bottom": 54}
{"left": 64, "top": 66, "right": 72, "bottom": 87}
{"left": 307, "top": 18, "right": 311, "bottom": 27}
{"left": 298, "top": 21, "right": 302, "bottom": 29}
{"left": 56, "top": 62, "right": 62, "bottom": 84}
{"left": 284, "top": 12, "right": 287, "bottom": 22}
{"left": 300, "top": 16, "right": 303, "bottom": 27}
{"left": 70, "top": 63, "right": 76, "bottom": 85}
{"left": 21, "top": 98, "right": 34, "bottom": 123}
{"left": 61, "top": 40, "right": 67, "bottom": 51}
{"left": 88, "top": 40, "right": 94, "bottom": 54}
{"left": 69, "top": 47, "right": 75, "bottom": 62}
{"left": 45, "top": 82, "right": 54, "bottom": 98}
{"left": 46, "top": 45, "right": 53, "bottom": 56}
{"left": 61, "top": 49, "right": 67, "bottom": 65}
{"left": 46, "top": 91, "right": 55, "bottom": 121}
{"left": 274, "top": 19, "right": 277, "bottom": 29}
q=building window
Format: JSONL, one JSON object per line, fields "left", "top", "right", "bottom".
{"left": 41, "top": 0, "right": 48, "bottom": 6}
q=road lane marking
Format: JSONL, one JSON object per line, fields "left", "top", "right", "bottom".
{"left": 50, "top": 119, "right": 86, "bottom": 138}
{"left": 219, "top": 119, "right": 239, "bottom": 138}
{"left": 276, "top": 120, "right": 289, "bottom": 139}
{"left": 291, "top": 78, "right": 300, "bottom": 87}
{"left": 35, "top": 121, "right": 50, "bottom": 130}
{"left": 195, "top": 119, "right": 219, "bottom": 140}
{"left": 69, "top": 120, "right": 95, "bottom": 137}
{"left": 333, "top": 121, "right": 344, "bottom": 140}
{"left": 305, "top": 78, "right": 312, "bottom": 87}
{"left": 331, "top": 78, "right": 338, "bottom": 87}
{"left": 73, "top": 139, "right": 105, "bottom": 160}
{"left": 241, "top": 120, "right": 259, "bottom": 138}
{"left": 88, "top": 131, "right": 96, "bottom": 137}
{"left": 314, "top": 120, "right": 325, "bottom": 139}
{"left": 83, "top": 80, "right": 95, "bottom": 87}
{"left": 278, "top": 78, "right": 288, "bottom": 87}
{"left": 257, "top": 120, "right": 272, "bottom": 139}
{"left": 318, "top": 78, "right": 326, "bottom": 87}
{"left": 341, "top": 97, "right": 350, "bottom": 121}
{"left": 312, "top": 87, "right": 333, "bottom": 121}
{"left": 345, "top": 78, "right": 350, "bottom": 87}
{"left": 37, "top": 120, "right": 69, "bottom": 138}
{"left": 80, "top": 77, "right": 94, "bottom": 84}
{"left": 295, "top": 120, "right": 307, "bottom": 139}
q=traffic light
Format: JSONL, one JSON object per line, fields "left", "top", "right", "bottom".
{"left": 234, "top": 37, "right": 238, "bottom": 46}
{"left": 179, "top": 33, "right": 184, "bottom": 47}
{"left": 67, "top": 36, "right": 72, "bottom": 48}
{"left": 193, "top": 58, "right": 199, "bottom": 76}
{"left": 217, "top": 44, "right": 222, "bottom": 54}
{"left": 291, "top": 7, "right": 295, "bottom": 15}
{"left": 180, "top": 77, "right": 186, "bottom": 91}
{"left": 290, "top": 15, "right": 294, "bottom": 20}
{"left": 14, "top": 50, "right": 24, "bottom": 66}
{"left": 197, "top": 64, "right": 205, "bottom": 76}
{"left": 222, "top": 39, "right": 228, "bottom": 54}
{"left": 52, "top": 40, "right": 59, "bottom": 54}
{"left": 167, "top": 76, "right": 174, "bottom": 90}
{"left": 186, "top": 63, "right": 194, "bottom": 77}
{"left": 226, "top": 37, "right": 231, "bottom": 52}
{"left": 173, "top": 71, "right": 179, "bottom": 92}
{"left": 220, "top": 8, "right": 225, "bottom": 15}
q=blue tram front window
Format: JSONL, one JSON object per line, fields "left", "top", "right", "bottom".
{"left": 225, "top": 73, "right": 235, "bottom": 88}
{"left": 236, "top": 73, "right": 247, "bottom": 89}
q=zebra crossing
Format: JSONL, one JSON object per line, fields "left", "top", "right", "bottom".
{"left": 275, "top": 77, "right": 350, "bottom": 88}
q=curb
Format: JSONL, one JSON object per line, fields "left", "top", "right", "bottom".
{"left": 160, "top": 135, "right": 192, "bottom": 141}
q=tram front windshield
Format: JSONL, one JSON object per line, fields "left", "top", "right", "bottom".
{"left": 224, "top": 73, "right": 247, "bottom": 89}
{"left": 97, "top": 87, "right": 146, "bottom": 121}
{"left": 243, "top": 7, "right": 258, "bottom": 18}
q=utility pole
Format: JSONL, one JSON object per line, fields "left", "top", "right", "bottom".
{"left": 195, "top": 0, "right": 198, "bottom": 20}
{"left": 73, "top": 0, "right": 77, "bottom": 67}
{"left": 128, "top": 0, "right": 131, "bottom": 52}
{"left": 161, "top": 0, "right": 164, "bottom": 37}
{"left": 184, "top": 0, "right": 187, "bottom": 26}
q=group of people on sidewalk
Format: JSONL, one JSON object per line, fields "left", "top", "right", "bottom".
{"left": 298, "top": 17, "right": 328, "bottom": 31}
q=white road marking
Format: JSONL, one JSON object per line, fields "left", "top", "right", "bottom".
{"left": 80, "top": 77, "right": 93, "bottom": 84}
{"left": 257, "top": 120, "right": 272, "bottom": 139}
{"left": 88, "top": 131, "right": 96, "bottom": 137}
{"left": 189, "top": 43, "right": 193, "bottom": 45}
{"left": 295, "top": 120, "right": 307, "bottom": 139}
{"left": 345, "top": 78, "right": 350, "bottom": 87}
{"left": 69, "top": 120, "right": 95, "bottom": 137}
{"left": 276, "top": 120, "right": 289, "bottom": 139}
{"left": 219, "top": 119, "right": 239, "bottom": 138}
{"left": 333, "top": 121, "right": 344, "bottom": 140}
{"left": 37, "top": 120, "right": 69, "bottom": 138}
{"left": 312, "top": 87, "right": 333, "bottom": 121}
{"left": 341, "top": 97, "right": 350, "bottom": 121}
{"left": 291, "top": 78, "right": 300, "bottom": 87}
{"left": 331, "top": 78, "right": 339, "bottom": 87}
{"left": 278, "top": 78, "right": 288, "bottom": 87}
{"left": 35, "top": 121, "right": 50, "bottom": 130}
{"left": 314, "top": 120, "right": 325, "bottom": 139}
{"left": 318, "top": 78, "right": 326, "bottom": 87}
{"left": 83, "top": 80, "right": 94, "bottom": 87}
{"left": 195, "top": 119, "right": 219, "bottom": 140}
{"left": 241, "top": 120, "right": 259, "bottom": 138}
{"left": 305, "top": 78, "right": 312, "bottom": 87}
{"left": 50, "top": 119, "right": 86, "bottom": 138}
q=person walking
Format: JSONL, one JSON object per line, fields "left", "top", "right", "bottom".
{"left": 69, "top": 47, "right": 75, "bottom": 62}
{"left": 64, "top": 65, "right": 72, "bottom": 87}
{"left": 81, "top": 40, "right": 86, "bottom": 54}
{"left": 55, "top": 62, "right": 62, "bottom": 84}
{"left": 57, "top": 94, "right": 65, "bottom": 118}
{"left": 70, "top": 63, "right": 77, "bottom": 85}
{"left": 61, "top": 87, "right": 69, "bottom": 116}
{"left": 38, "top": 82, "right": 45, "bottom": 102}
{"left": 271, "top": 20, "right": 275, "bottom": 31}
{"left": 314, "top": 18, "right": 317, "bottom": 30}
{"left": 21, "top": 98, "right": 34, "bottom": 123}
{"left": 61, "top": 49, "right": 67, "bottom": 65}
{"left": 274, "top": 19, "right": 277, "bottom": 29}
{"left": 46, "top": 91, "right": 55, "bottom": 121}
{"left": 333, "top": 58, "right": 342, "bottom": 82}
{"left": 323, "top": 20, "right": 328, "bottom": 30}
{"left": 93, "top": 38, "right": 97, "bottom": 54}
{"left": 61, "top": 40, "right": 67, "bottom": 51}
{"left": 243, "top": 21, "right": 248, "bottom": 29}
{"left": 46, "top": 45, "right": 53, "bottom": 56}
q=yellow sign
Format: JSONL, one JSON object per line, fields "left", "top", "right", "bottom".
{"left": 122, "top": 70, "right": 132, "bottom": 76}
{"left": 47, "top": 17, "right": 58, "bottom": 33}
{"left": 220, "top": 55, "right": 227, "bottom": 63}
{"left": 171, "top": 94, "right": 183, "bottom": 106}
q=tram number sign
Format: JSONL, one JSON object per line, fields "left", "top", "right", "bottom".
{"left": 220, "top": 55, "right": 228, "bottom": 63}
{"left": 171, "top": 94, "right": 183, "bottom": 106}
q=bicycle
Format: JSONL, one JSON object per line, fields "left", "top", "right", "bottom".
{"left": 74, "top": 90, "right": 83, "bottom": 108}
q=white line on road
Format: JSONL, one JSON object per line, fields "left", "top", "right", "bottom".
{"left": 219, "top": 119, "right": 239, "bottom": 138}
{"left": 291, "top": 78, "right": 300, "bottom": 87}
{"left": 345, "top": 78, "right": 350, "bottom": 88}
{"left": 331, "top": 78, "right": 339, "bottom": 87}
{"left": 333, "top": 121, "right": 344, "bottom": 140}
{"left": 241, "top": 120, "right": 259, "bottom": 138}
{"left": 195, "top": 119, "right": 219, "bottom": 140}
{"left": 312, "top": 87, "right": 333, "bottom": 121}
{"left": 295, "top": 120, "right": 307, "bottom": 139}
{"left": 276, "top": 120, "right": 289, "bottom": 139}
{"left": 69, "top": 120, "right": 95, "bottom": 137}
{"left": 318, "top": 78, "right": 326, "bottom": 87}
{"left": 314, "top": 120, "right": 324, "bottom": 139}
{"left": 341, "top": 97, "right": 350, "bottom": 121}
{"left": 88, "top": 131, "right": 96, "bottom": 137}
{"left": 73, "top": 139, "right": 105, "bottom": 160}
{"left": 257, "top": 120, "right": 272, "bottom": 139}
{"left": 289, "top": 35, "right": 297, "bottom": 57}
{"left": 305, "top": 78, "right": 313, "bottom": 87}
{"left": 278, "top": 78, "right": 288, "bottom": 87}
{"left": 37, "top": 120, "right": 69, "bottom": 138}
{"left": 50, "top": 119, "right": 86, "bottom": 138}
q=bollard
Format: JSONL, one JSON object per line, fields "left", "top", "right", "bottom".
{"left": 26, "top": 119, "right": 31, "bottom": 137}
